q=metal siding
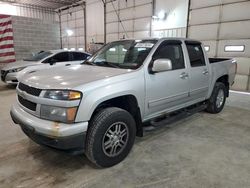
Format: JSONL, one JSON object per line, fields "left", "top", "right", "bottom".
{"left": 188, "top": 24, "right": 219, "bottom": 40}
{"left": 190, "top": 0, "right": 221, "bottom": 9}
{"left": 219, "top": 21, "right": 250, "bottom": 40}
{"left": 60, "top": 6, "right": 85, "bottom": 50}
{"left": 105, "top": 0, "right": 153, "bottom": 42}
{"left": 189, "top": 6, "right": 220, "bottom": 25}
{"left": 217, "top": 39, "right": 250, "bottom": 57}
{"left": 222, "top": 1, "right": 250, "bottom": 21}
{"left": 188, "top": 0, "right": 250, "bottom": 91}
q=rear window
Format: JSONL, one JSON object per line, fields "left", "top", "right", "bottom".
{"left": 24, "top": 51, "right": 52, "bottom": 61}
{"left": 186, "top": 44, "right": 206, "bottom": 67}
{"left": 72, "top": 52, "right": 90, "bottom": 61}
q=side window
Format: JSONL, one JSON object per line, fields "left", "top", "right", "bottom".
{"left": 72, "top": 52, "right": 89, "bottom": 61}
{"left": 153, "top": 42, "right": 185, "bottom": 70}
{"left": 51, "top": 52, "right": 70, "bottom": 62}
{"left": 186, "top": 44, "right": 206, "bottom": 67}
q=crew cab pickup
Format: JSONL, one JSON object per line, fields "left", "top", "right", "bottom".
{"left": 10, "top": 38, "right": 236, "bottom": 168}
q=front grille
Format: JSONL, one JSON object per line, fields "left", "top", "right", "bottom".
{"left": 18, "top": 95, "right": 37, "bottom": 111}
{"left": 18, "top": 82, "right": 42, "bottom": 96}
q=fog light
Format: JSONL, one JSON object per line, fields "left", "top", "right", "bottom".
{"left": 41, "top": 105, "right": 77, "bottom": 123}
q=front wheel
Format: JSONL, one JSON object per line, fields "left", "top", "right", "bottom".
{"left": 85, "top": 107, "right": 136, "bottom": 168}
{"left": 206, "top": 82, "right": 227, "bottom": 114}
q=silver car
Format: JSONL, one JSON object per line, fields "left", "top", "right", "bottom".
{"left": 1, "top": 50, "right": 90, "bottom": 84}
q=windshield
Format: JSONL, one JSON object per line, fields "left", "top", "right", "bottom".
{"left": 82, "top": 40, "right": 157, "bottom": 69}
{"left": 24, "top": 51, "right": 52, "bottom": 61}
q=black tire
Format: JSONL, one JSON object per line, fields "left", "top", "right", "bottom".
{"left": 206, "top": 82, "right": 227, "bottom": 114}
{"left": 85, "top": 107, "right": 136, "bottom": 168}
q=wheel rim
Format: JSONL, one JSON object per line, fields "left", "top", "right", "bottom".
{"left": 216, "top": 89, "right": 225, "bottom": 108}
{"left": 102, "top": 122, "right": 129, "bottom": 157}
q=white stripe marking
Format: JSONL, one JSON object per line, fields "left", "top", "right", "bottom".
{"left": 0, "top": 40, "right": 14, "bottom": 46}
{"left": 0, "top": 55, "right": 15, "bottom": 61}
{"left": 0, "top": 24, "right": 13, "bottom": 31}
{"left": 0, "top": 32, "right": 13, "bottom": 38}
{"left": 0, "top": 48, "right": 15, "bottom": 53}
{"left": 0, "top": 17, "right": 11, "bottom": 24}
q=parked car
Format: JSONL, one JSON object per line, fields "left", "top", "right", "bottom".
{"left": 10, "top": 38, "right": 236, "bottom": 168}
{"left": 1, "top": 50, "right": 90, "bottom": 84}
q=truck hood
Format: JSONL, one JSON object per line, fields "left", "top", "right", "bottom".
{"left": 20, "top": 64, "right": 132, "bottom": 89}
{"left": 1, "top": 60, "right": 38, "bottom": 71}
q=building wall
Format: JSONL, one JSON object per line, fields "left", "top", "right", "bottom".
{"left": 105, "top": 0, "right": 153, "bottom": 42}
{"left": 188, "top": 0, "right": 250, "bottom": 92}
{"left": 60, "top": 6, "right": 86, "bottom": 51}
{"left": 86, "top": 0, "right": 104, "bottom": 44}
{"left": 0, "top": 2, "right": 56, "bottom": 21}
{"left": 59, "top": 0, "right": 189, "bottom": 50}
{"left": 12, "top": 16, "right": 60, "bottom": 60}
{"left": 60, "top": 0, "right": 104, "bottom": 51}
{"left": 152, "top": 0, "right": 188, "bottom": 38}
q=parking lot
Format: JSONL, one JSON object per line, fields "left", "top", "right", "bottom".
{"left": 1, "top": 82, "right": 250, "bottom": 188}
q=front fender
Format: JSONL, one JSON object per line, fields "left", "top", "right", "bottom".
{"left": 75, "top": 73, "right": 145, "bottom": 122}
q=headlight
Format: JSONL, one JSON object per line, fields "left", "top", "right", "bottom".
{"left": 41, "top": 105, "right": 77, "bottom": 123}
{"left": 10, "top": 67, "right": 25, "bottom": 73}
{"left": 44, "top": 90, "right": 82, "bottom": 100}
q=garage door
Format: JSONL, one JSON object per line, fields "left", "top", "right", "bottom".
{"left": 60, "top": 6, "right": 86, "bottom": 51}
{"left": 187, "top": 0, "right": 250, "bottom": 92}
{"left": 105, "top": 0, "right": 153, "bottom": 42}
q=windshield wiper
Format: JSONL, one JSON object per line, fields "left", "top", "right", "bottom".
{"left": 81, "top": 60, "right": 96, "bottom": 66}
{"left": 99, "top": 61, "right": 121, "bottom": 68}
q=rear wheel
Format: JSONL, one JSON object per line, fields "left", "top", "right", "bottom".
{"left": 206, "top": 82, "right": 227, "bottom": 114}
{"left": 85, "top": 107, "right": 136, "bottom": 168}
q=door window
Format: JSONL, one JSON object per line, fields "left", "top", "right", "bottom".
{"left": 51, "top": 52, "right": 70, "bottom": 62}
{"left": 153, "top": 42, "right": 185, "bottom": 70}
{"left": 186, "top": 44, "right": 206, "bottom": 67}
{"left": 72, "top": 52, "right": 89, "bottom": 61}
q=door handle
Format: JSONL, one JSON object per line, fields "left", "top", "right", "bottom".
{"left": 180, "top": 72, "right": 189, "bottom": 79}
{"left": 202, "top": 69, "right": 209, "bottom": 75}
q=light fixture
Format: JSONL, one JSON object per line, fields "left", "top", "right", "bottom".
{"left": 152, "top": 11, "right": 167, "bottom": 21}
{"left": 225, "top": 45, "right": 244, "bottom": 52}
{"left": 158, "top": 11, "right": 167, "bottom": 20}
{"left": 204, "top": 46, "right": 210, "bottom": 52}
{"left": 63, "top": 48, "right": 68, "bottom": 50}
{"left": 66, "top": 29, "right": 73, "bottom": 36}
{"left": 70, "top": 48, "right": 76, "bottom": 51}
{"left": 78, "top": 48, "right": 84, "bottom": 51}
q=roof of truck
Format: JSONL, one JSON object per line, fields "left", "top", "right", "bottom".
{"left": 119, "top": 37, "right": 200, "bottom": 42}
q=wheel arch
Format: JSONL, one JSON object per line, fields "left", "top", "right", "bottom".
{"left": 215, "top": 75, "right": 229, "bottom": 97}
{"left": 90, "top": 94, "right": 143, "bottom": 137}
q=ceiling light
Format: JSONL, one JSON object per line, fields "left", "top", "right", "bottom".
{"left": 158, "top": 11, "right": 167, "bottom": 20}
{"left": 66, "top": 29, "right": 73, "bottom": 36}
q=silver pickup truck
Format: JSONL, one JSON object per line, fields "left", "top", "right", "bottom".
{"left": 10, "top": 38, "right": 236, "bottom": 168}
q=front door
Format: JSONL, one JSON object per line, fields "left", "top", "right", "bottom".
{"left": 144, "top": 40, "right": 190, "bottom": 119}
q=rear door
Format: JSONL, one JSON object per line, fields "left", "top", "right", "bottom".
{"left": 145, "top": 40, "right": 191, "bottom": 118}
{"left": 71, "top": 52, "right": 89, "bottom": 62}
{"left": 185, "top": 41, "right": 209, "bottom": 101}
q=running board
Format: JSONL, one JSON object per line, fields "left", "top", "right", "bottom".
{"left": 143, "top": 103, "right": 207, "bottom": 132}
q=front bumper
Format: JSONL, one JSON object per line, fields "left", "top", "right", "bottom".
{"left": 1, "top": 71, "right": 18, "bottom": 84}
{"left": 10, "top": 102, "right": 88, "bottom": 151}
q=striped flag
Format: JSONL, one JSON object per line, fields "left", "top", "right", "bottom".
{"left": 0, "top": 14, "right": 15, "bottom": 65}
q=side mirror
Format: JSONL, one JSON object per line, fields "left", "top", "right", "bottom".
{"left": 150, "top": 59, "right": 172, "bottom": 73}
{"left": 49, "top": 58, "right": 57, "bottom": 65}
